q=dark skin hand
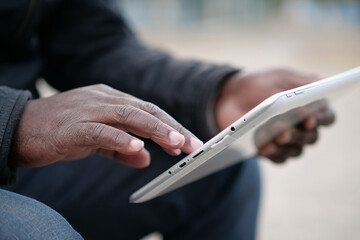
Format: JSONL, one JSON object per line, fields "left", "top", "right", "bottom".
{"left": 9, "top": 69, "right": 335, "bottom": 169}
{"left": 216, "top": 68, "right": 335, "bottom": 163}
{"left": 9, "top": 84, "right": 203, "bottom": 169}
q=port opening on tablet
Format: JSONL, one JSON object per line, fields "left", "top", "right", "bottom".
{"left": 192, "top": 150, "right": 204, "bottom": 159}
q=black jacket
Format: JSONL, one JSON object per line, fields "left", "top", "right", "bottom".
{"left": 0, "top": 0, "right": 239, "bottom": 184}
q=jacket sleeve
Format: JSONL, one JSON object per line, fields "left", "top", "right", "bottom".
{"left": 0, "top": 86, "right": 32, "bottom": 185}
{"left": 41, "top": 0, "right": 240, "bottom": 141}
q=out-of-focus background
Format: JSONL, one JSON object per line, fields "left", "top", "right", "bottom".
{"left": 39, "top": 0, "right": 360, "bottom": 239}
{"left": 115, "top": 0, "right": 360, "bottom": 240}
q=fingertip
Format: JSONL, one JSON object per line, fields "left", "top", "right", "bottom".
{"left": 304, "top": 116, "right": 317, "bottom": 130}
{"left": 138, "top": 159, "right": 151, "bottom": 168}
{"left": 169, "top": 131, "right": 185, "bottom": 147}
{"left": 320, "top": 109, "right": 336, "bottom": 126}
{"left": 180, "top": 137, "right": 203, "bottom": 154}
{"left": 276, "top": 130, "right": 292, "bottom": 144}
{"left": 190, "top": 138, "right": 203, "bottom": 150}
{"left": 129, "top": 139, "right": 144, "bottom": 152}
{"left": 131, "top": 149, "right": 151, "bottom": 168}
{"left": 172, "top": 149, "right": 182, "bottom": 156}
{"left": 139, "top": 149, "right": 151, "bottom": 168}
{"left": 272, "top": 157, "right": 287, "bottom": 164}
{"left": 163, "top": 148, "right": 182, "bottom": 156}
{"left": 259, "top": 143, "right": 277, "bottom": 156}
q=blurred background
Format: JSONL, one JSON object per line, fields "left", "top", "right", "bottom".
{"left": 115, "top": 0, "right": 360, "bottom": 240}
{"left": 39, "top": 0, "right": 360, "bottom": 239}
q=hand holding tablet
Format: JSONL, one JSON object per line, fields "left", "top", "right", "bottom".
{"left": 131, "top": 67, "right": 360, "bottom": 203}
{"left": 216, "top": 68, "right": 335, "bottom": 163}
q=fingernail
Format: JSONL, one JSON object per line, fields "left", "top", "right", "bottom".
{"left": 190, "top": 138, "right": 203, "bottom": 150}
{"left": 306, "top": 117, "right": 317, "bottom": 129}
{"left": 129, "top": 140, "right": 144, "bottom": 151}
{"left": 260, "top": 144, "right": 277, "bottom": 156}
{"left": 169, "top": 131, "right": 185, "bottom": 146}
{"left": 278, "top": 131, "right": 291, "bottom": 144}
{"left": 173, "top": 149, "right": 182, "bottom": 156}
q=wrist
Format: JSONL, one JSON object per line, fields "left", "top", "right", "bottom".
{"left": 215, "top": 72, "right": 246, "bottom": 130}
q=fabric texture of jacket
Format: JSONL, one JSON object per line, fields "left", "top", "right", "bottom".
{"left": 0, "top": 0, "right": 240, "bottom": 184}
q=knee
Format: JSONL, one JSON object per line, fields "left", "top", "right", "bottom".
{"left": 0, "top": 189, "right": 83, "bottom": 240}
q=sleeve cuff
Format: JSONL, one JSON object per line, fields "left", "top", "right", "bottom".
{"left": 0, "top": 87, "right": 32, "bottom": 185}
{"left": 197, "top": 67, "right": 240, "bottom": 141}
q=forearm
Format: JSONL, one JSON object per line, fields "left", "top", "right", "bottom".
{"left": 41, "top": 0, "right": 239, "bottom": 140}
{"left": 60, "top": 45, "right": 239, "bottom": 140}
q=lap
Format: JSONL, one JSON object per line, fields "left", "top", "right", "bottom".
{"left": 0, "top": 189, "right": 83, "bottom": 240}
{"left": 3, "top": 142, "right": 261, "bottom": 240}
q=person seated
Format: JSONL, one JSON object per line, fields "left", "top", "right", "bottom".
{"left": 0, "top": 0, "right": 334, "bottom": 239}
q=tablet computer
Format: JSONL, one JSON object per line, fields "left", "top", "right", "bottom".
{"left": 130, "top": 67, "right": 360, "bottom": 203}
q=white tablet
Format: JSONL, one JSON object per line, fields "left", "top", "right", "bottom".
{"left": 131, "top": 67, "right": 360, "bottom": 203}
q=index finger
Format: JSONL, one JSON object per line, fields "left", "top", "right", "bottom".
{"left": 94, "top": 84, "right": 204, "bottom": 153}
{"left": 139, "top": 102, "right": 203, "bottom": 153}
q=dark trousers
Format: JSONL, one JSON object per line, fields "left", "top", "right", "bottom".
{"left": 3, "top": 142, "right": 261, "bottom": 240}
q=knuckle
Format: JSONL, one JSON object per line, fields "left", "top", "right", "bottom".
{"left": 148, "top": 120, "right": 164, "bottom": 134}
{"left": 116, "top": 105, "right": 138, "bottom": 122}
{"left": 89, "top": 124, "right": 106, "bottom": 143}
{"left": 143, "top": 102, "right": 162, "bottom": 115}
{"left": 79, "top": 124, "right": 106, "bottom": 146}
{"left": 176, "top": 125, "right": 189, "bottom": 136}
{"left": 113, "top": 131, "right": 127, "bottom": 145}
{"left": 85, "top": 84, "right": 108, "bottom": 92}
{"left": 84, "top": 84, "right": 110, "bottom": 97}
{"left": 94, "top": 83, "right": 110, "bottom": 90}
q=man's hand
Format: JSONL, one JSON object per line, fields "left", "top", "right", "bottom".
{"left": 9, "top": 84, "right": 203, "bottom": 168}
{"left": 216, "top": 68, "right": 335, "bottom": 163}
